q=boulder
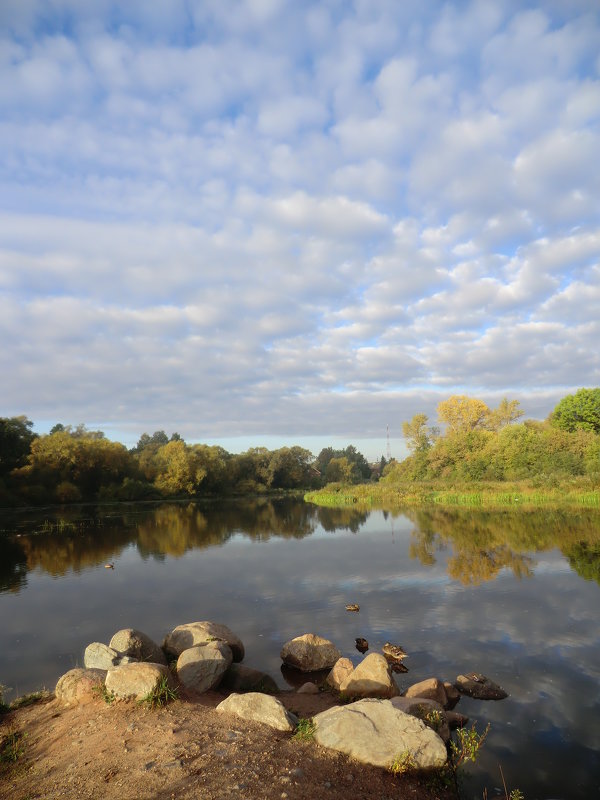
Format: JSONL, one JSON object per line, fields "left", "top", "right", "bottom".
{"left": 297, "top": 682, "right": 319, "bottom": 694}
{"left": 221, "top": 663, "right": 279, "bottom": 694}
{"left": 109, "top": 628, "right": 167, "bottom": 665}
{"left": 176, "top": 641, "right": 232, "bottom": 693}
{"left": 163, "top": 621, "right": 244, "bottom": 662}
{"left": 55, "top": 668, "right": 106, "bottom": 705}
{"left": 456, "top": 673, "right": 508, "bottom": 700}
{"left": 339, "top": 653, "right": 398, "bottom": 699}
{"left": 84, "top": 642, "right": 123, "bottom": 670}
{"left": 443, "top": 681, "right": 461, "bottom": 709}
{"left": 280, "top": 633, "right": 341, "bottom": 672}
{"left": 404, "top": 677, "right": 448, "bottom": 707}
{"left": 326, "top": 657, "right": 354, "bottom": 692}
{"left": 216, "top": 692, "right": 298, "bottom": 732}
{"left": 391, "top": 697, "right": 450, "bottom": 743}
{"left": 105, "top": 662, "right": 174, "bottom": 700}
{"left": 446, "top": 710, "right": 469, "bottom": 729}
{"left": 313, "top": 698, "right": 447, "bottom": 770}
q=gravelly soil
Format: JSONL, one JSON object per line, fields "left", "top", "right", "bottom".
{"left": 0, "top": 690, "right": 457, "bottom": 800}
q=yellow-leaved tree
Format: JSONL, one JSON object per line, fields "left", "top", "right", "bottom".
{"left": 437, "top": 395, "right": 490, "bottom": 435}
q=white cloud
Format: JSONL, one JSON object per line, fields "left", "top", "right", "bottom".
{"left": 0, "top": 1, "right": 599, "bottom": 446}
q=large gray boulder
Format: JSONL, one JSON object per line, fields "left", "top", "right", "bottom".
{"left": 313, "top": 698, "right": 447, "bottom": 770}
{"left": 84, "top": 642, "right": 126, "bottom": 670}
{"left": 163, "top": 621, "right": 244, "bottom": 662}
{"left": 391, "top": 697, "right": 450, "bottom": 743}
{"left": 176, "top": 641, "right": 232, "bottom": 693}
{"left": 109, "top": 628, "right": 167, "bottom": 665}
{"left": 55, "top": 668, "right": 106, "bottom": 705}
{"left": 280, "top": 633, "right": 341, "bottom": 672}
{"left": 339, "top": 653, "right": 398, "bottom": 699}
{"left": 216, "top": 692, "right": 298, "bottom": 732}
{"left": 105, "top": 662, "right": 174, "bottom": 700}
{"left": 456, "top": 673, "right": 508, "bottom": 700}
{"left": 221, "top": 663, "right": 279, "bottom": 694}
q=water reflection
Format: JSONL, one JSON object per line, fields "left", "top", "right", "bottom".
{"left": 0, "top": 499, "right": 599, "bottom": 800}
{"left": 0, "top": 498, "right": 370, "bottom": 590}
{"left": 405, "top": 507, "right": 600, "bottom": 585}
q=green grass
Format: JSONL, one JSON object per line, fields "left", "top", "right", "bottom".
{"left": 9, "top": 691, "right": 52, "bottom": 710}
{"left": 305, "top": 480, "right": 600, "bottom": 511}
{"left": 138, "top": 675, "right": 178, "bottom": 709}
{"left": 292, "top": 717, "right": 316, "bottom": 741}
{"left": 0, "top": 729, "right": 27, "bottom": 767}
{"left": 389, "top": 750, "right": 417, "bottom": 775}
{"left": 92, "top": 683, "right": 117, "bottom": 705}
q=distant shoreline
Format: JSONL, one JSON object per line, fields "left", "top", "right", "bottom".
{"left": 305, "top": 480, "right": 600, "bottom": 510}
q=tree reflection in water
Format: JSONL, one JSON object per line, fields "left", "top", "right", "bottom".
{"left": 406, "top": 507, "right": 600, "bottom": 585}
{"left": 0, "top": 498, "right": 369, "bottom": 591}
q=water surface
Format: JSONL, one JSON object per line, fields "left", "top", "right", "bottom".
{"left": 1, "top": 498, "right": 599, "bottom": 799}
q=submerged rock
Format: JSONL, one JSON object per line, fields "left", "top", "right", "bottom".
{"left": 456, "top": 673, "right": 508, "bottom": 700}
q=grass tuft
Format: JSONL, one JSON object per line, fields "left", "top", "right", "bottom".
{"left": 293, "top": 717, "right": 316, "bottom": 741}
{"left": 92, "top": 683, "right": 117, "bottom": 705}
{"left": 390, "top": 750, "right": 417, "bottom": 775}
{"left": 138, "top": 675, "right": 178, "bottom": 709}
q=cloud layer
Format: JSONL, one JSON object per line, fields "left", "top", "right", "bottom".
{"left": 1, "top": 1, "right": 599, "bottom": 450}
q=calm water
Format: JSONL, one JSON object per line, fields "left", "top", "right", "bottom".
{"left": 1, "top": 498, "right": 599, "bottom": 799}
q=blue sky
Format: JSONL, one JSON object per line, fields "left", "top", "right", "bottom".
{"left": 1, "top": 0, "right": 599, "bottom": 460}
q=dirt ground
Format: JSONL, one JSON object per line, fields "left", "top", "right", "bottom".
{"left": 1, "top": 688, "right": 457, "bottom": 800}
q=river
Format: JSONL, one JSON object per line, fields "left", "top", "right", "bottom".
{"left": 1, "top": 497, "right": 599, "bottom": 799}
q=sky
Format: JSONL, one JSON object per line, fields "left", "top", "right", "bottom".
{"left": 1, "top": 0, "right": 599, "bottom": 461}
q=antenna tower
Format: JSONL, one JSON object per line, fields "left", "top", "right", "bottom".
{"left": 386, "top": 425, "right": 392, "bottom": 461}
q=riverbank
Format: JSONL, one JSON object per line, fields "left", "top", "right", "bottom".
{"left": 0, "top": 690, "right": 456, "bottom": 800}
{"left": 305, "top": 479, "right": 600, "bottom": 510}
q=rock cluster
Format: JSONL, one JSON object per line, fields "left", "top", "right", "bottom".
{"left": 54, "top": 623, "right": 508, "bottom": 775}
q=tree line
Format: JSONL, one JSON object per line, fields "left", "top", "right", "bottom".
{"left": 388, "top": 388, "right": 600, "bottom": 484}
{"left": 0, "top": 420, "right": 377, "bottom": 507}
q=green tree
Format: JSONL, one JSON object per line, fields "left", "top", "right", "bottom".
{"left": 551, "top": 388, "right": 600, "bottom": 433}
{"left": 485, "top": 398, "right": 524, "bottom": 432}
{"left": 402, "top": 413, "right": 436, "bottom": 452}
{"left": 325, "top": 456, "right": 358, "bottom": 483}
{"left": 153, "top": 440, "right": 206, "bottom": 496}
{"left": 0, "top": 416, "right": 37, "bottom": 477}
